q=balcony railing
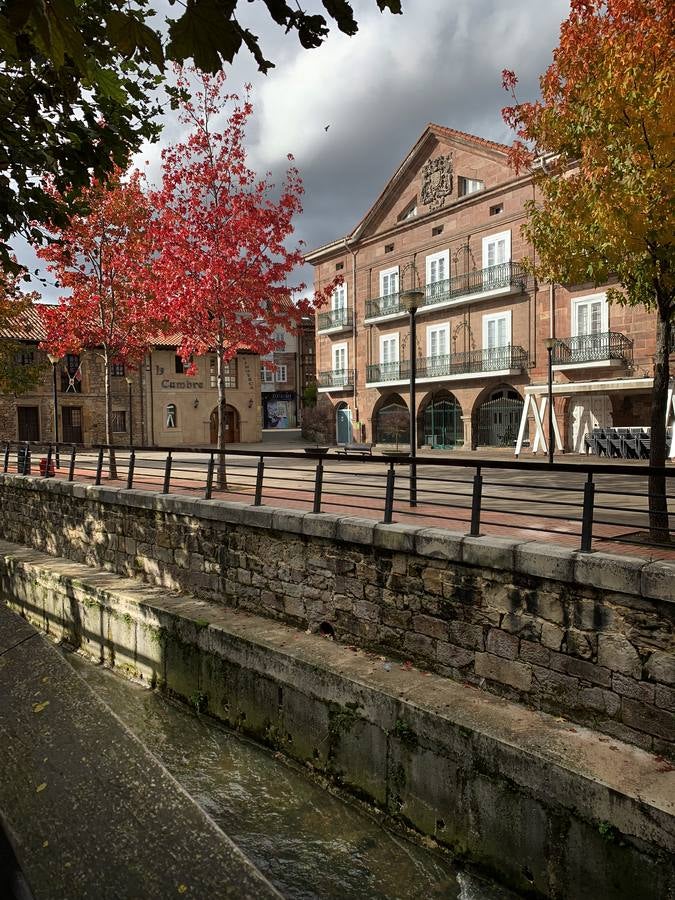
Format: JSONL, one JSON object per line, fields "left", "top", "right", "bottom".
{"left": 364, "top": 262, "right": 527, "bottom": 320}
{"left": 317, "top": 307, "right": 353, "bottom": 332}
{"left": 318, "top": 368, "right": 354, "bottom": 389}
{"left": 552, "top": 331, "right": 633, "bottom": 366}
{"left": 423, "top": 261, "right": 526, "bottom": 308}
{"left": 366, "top": 345, "right": 528, "bottom": 383}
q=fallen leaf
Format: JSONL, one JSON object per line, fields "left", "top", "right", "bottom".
{"left": 178, "top": 885, "right": 188, "bottom": 894}
{"left": 43, "top": 841, "right": 48, "bottom": 848}
{"left": 33, "top": 701, "right": 50, "bottom": 714}
{"left": 36, "top": 783, "right": 47, "bottom": 793}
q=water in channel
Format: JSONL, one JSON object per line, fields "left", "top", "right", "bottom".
{"left": 64, "top": 649, "right": 517, "bottom": 900}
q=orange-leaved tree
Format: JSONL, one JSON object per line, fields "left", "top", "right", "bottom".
{"left": 150, "top": 69, "right": 338, "bottom": 486}
{"left": 502, "top": 0, "right": 675, "bottom": 540}
{"left": 37, "top": 169, "right": 160, "bottom": 475}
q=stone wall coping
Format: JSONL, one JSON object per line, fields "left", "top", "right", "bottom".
{"left": 1, "top": 473, "right": 673, "bottom": 602}
{"left": 1, "top": 538, "right": 673, "bottom": 857}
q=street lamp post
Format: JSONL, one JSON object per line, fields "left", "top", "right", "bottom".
{"left": 400, "top": 288, "right": 424, "bottom": 507}
{"left": 125, "top": 375, "right": 133, "bottom": 446}
{"left": 544, "top": 338, "right": 556, "bottom": 464}
{"left": 47, "top": 353, "right": 60, "bottom": 467}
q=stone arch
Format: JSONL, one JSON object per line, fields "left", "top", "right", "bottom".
{"left": 373, "top": 393, "right": 409, "bottom": 446}
{"left": 472, "top": 383, "right": 525, "bottom": 449}
{"left": 210, "top": 404, "right": 240, "bottom": 444}
{"left": 419, "top": 390, "right": 463, "bottom": 449}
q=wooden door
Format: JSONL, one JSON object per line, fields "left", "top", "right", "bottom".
{"left": 17, "top": 406, "right": 40, "bottom": 441}
{"left": 62, "top": 407, "right": 83, "bottom": 443}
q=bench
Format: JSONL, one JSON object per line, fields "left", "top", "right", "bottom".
{"left": 337, "top": 443, "right": 373, "bottom": 457}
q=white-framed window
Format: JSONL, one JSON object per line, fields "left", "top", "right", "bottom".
{"left": 275, "top": 365, "right": 288, "bottom": 383}
{"left": 332, "top": 282, "right": 347, "bottom": 310}
{"left": 482, "top": 311, "right": 512, "bottom": 349}
{"left": 261, "top": 366, "right": 275, "bottom": 383}
{"left": 332, "top": 342, "right": 348, "bottom": 373}
{"left": 572, "top": 293, "right": 608, "bottom": 336}
{"left": 379, "top": 332, "right": 400, "bottom": 379}
{"left": 379, "top": 266, "right": 399, "bottom": 308}
{"left": 458, "top": 176, "right": 484, "bottom": 197}
{"left": 482, "top": 231, "right": 511, "bottom": 269}
{"left": 426, "top": 323, "right": 449, "bottom": 359}
{"left": 426, "top": 250, "right": 449, "bottom": 286}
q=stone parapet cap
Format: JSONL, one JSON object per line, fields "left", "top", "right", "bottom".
{"left": 0, "top": 473, "right": 672, "bottom": 603}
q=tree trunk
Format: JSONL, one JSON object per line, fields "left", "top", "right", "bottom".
{"left": 216, "top": 347, "right": 227, "bottom": 490}
{"left": 104, "top": 354, "right": 118, "bottom": 480}
{"left": 648, "top": 310, "right": 671, "bottom": 542}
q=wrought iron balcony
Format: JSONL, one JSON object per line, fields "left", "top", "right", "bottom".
{"left": 317, "top": 307, "right": 353, "bottom": 332}
{"left": 366, "top": 346, "right": 528, "bottom": 383}
{"left": 423, "top": 261, "right": 526, "bottom": 308}
{"left": 318, "top": 368, "right": 354, "bottom": 389}
{"left": 364, "top": 262, "right": 527, "bottom": 321}
{"left": 364, "top": 294, "right": 404, "bottom": 320}
{"left": 552, "top": 331, "right": 633, "bottom": 367}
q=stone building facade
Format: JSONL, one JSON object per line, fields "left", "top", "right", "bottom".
{"left": 260, "top": 316, "right": 316, "bottom": 430}
{"left": 307, "top": 124, "right": 670, "bottom": 452}
{"left": 0, "top": 307, "right": 262, "bottom": 447}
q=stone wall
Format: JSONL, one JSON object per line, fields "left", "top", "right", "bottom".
{"left": 0, "top": 473, "right": 673, "bottom": 758}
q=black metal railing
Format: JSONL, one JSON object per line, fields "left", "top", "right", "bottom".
{"left": 1, "top": 440, "right": 673, "bottom": 555}
{"left": 317, "top": 307, "right": 353, "bottom": 331}
{"left": 552, "top": 331, "right": 633, "bottom": 366}
{"left": 364, "top": 262, "right": 527, "bottom": 320}
{"left": 318, "top": 368, "right": 354, "bottom": 389}
{"left": 366, "top": 346, "right": 528, "bottom": 383}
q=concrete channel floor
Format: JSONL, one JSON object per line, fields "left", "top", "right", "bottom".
{"left": 0, "top": 603, "right": 281, "bottom": 900}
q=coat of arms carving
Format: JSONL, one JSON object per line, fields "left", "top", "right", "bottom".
{"left": 420, "top": 155, "right": 453, "bottom": 210}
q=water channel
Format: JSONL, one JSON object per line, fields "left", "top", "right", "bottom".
{"left": 63, "top": 649, "right": 519, "bottom": 900}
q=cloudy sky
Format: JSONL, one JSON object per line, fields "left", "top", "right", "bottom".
{"left": 18, "top": 0, "right": 571, "bottom": 300}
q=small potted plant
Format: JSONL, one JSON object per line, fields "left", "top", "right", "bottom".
{"left": 301, "top": 405, "right": 332, "bottom": 456}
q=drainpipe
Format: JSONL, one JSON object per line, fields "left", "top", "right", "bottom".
{"left": 147, "top": 351, "right": 155, "bottom": 446}
{"left": 344, "top": 237, "right": 359, "bottom": 437}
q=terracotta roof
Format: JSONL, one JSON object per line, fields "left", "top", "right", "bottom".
{"left": 0, "top": 304, "right": 46, "bottom": 342}
{"left": 428, "top": 123, "right": 511, "bottom": 155}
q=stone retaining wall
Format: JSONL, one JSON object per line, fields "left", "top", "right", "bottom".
{"left": 0, "top": 474, "right": 673, "bottom": 758}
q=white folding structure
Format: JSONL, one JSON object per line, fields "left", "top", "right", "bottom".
{"left": 514, "top": 394, "right": 562, "bottom": 457}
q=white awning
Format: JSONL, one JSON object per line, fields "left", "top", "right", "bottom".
{"left": 524, "top": 377, "right": 653, "bottom": 396}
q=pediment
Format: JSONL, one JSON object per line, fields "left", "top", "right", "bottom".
{"left": 352, "top": 125, "right": 512, "bottom": 241}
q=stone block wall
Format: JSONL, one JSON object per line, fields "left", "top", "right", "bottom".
{"left": 0, "top": 474, "right": 673, "bottom": 758}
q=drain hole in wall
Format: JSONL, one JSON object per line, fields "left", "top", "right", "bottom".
{"left": 436, "top": 819, "right": 446, "bottom": 832}
{"left": 522, "top": 866, "right": 534, "bottom": 883}
{"left": 319, "top": 622, "right": 335, "bottom": 639}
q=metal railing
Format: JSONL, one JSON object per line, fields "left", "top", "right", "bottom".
{"left": 364, "top": 262, "right": 527, "bottom": 320}
{"left": 2, "top": 440, "right": 673, "bottom": 555}
{"left": 366, "top": 345, "right": 528, "bottom": 383}
{"left": 318, "top": 368, "right": 354, "bottom": 389}
{"left": 317, "top": 307, "right": 353, "bottom": 331}
{"left": 552, "top": 331, "right": 633, "bottom": 366}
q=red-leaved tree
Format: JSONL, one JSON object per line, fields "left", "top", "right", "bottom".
{"left": 150, "top": 69, "right": 336, "bottom": 485}
{"left": 37, "top": 168, "right": 159, "bottom": 475}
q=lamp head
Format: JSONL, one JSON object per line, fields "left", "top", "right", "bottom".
{"left": 544, "top": 337, "right": 557, "bottom": 351}
{"left": 125, "top": 375, "right": 133, "bottom": 386}
{"left": 47, "top": 353, "right": 60, "bottom": 365}
{"left": 400, "top": 289, "right": 424, "bottom": 314}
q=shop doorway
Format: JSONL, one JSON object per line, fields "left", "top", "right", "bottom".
{"left": 17, "top": 406, "right": 40, "bottom": 442}
{"left": 62, "top": 407, "right": 83, "bottom": 443}
{"left": 336, "top": 404, "right": 352, "bottom": 445}
{"left": 210, "top": 405, "right": 240, "bottom": 444}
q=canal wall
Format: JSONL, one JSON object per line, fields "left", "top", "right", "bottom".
{"left": 0, "top": 473, "right": 673, "bottom": 759}
{"left": 0, "top": 540, "right": 673, "bottom": 900}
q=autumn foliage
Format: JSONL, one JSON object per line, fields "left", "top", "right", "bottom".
{"left": 37, "top": 169, "right": 160, "bottom": 455}
{"left": 149, "top": 69, "right": 337, "bottom": 477}
{"left": 502, "top": 0, "right": 674, "bottom": 538}
{"left": 0, "top": 265, "right": 44, "bottom": 395}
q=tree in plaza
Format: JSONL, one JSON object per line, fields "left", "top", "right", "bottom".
{"left": 0, "top": 0, "right": 402, "bottom": 272}
{"left": 37, "top": 169, "right": 159, "bottom": 474}
{"left": 0, "top": 265, "right": 44, "bottom": 394}
{"left": 150, "top": 69, "right": 338, "bottom": 486}
{"left": 501, "top": 0, "right": 675, "bottom": 540}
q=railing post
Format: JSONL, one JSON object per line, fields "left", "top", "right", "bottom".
{"left": 312, "top": 458, "right": 324, "bottom": 514}
{"left": 45, "top": 443, "right": 53, "bottom": 477}
{"left": 580, "top": 472, "right": 595, "bottom": 553}
{"left": 95, "top": 447, "right": 104, "bottom": 485}
{"left": 126, "top": 449, "right": 135, "bottom": 490}
{"left": 68, "top": 445, "right": 76, "bottom": 482}
{"left": 383, "top": 462, "right": 396, "bottom": 524}
{"left": 3, "top": 443, "right": 9, "bottom": 473}
{"left": 254, "top": 456, "right": 265, "bottom": 506}
{"left": 163, "top": 450, "right": 173, "bottom": 494}
{"left": 470, "top": 466, "right": 483, "bottom": 537}
{"left": 20, "top": 442, "right": 30, "bottom": 475}
{"left": 204, "top": 452, "right": 214, "bottom": 500}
